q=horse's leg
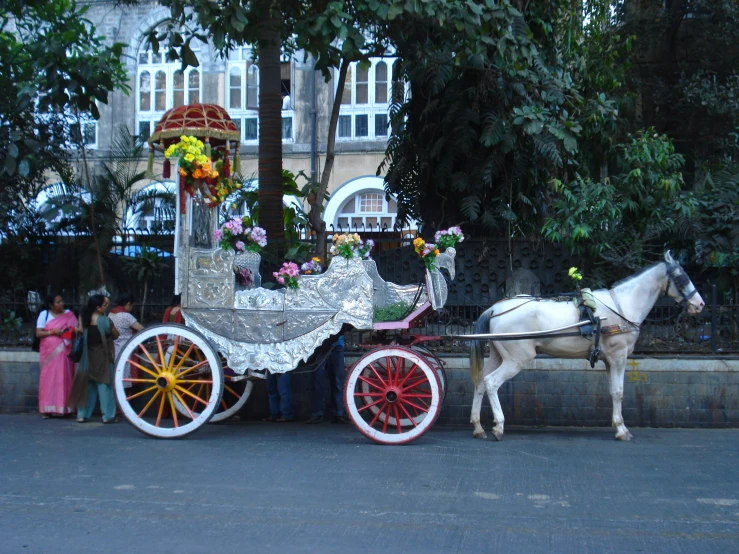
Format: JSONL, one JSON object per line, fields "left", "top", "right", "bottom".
{"left": 471, "top": 343, "right": 501, "bottom": 439}
{"left": 483, "top": 359, "right": 522, "bottom": 441}
{"left": 471, "top": 381, "right": 487, "bottom": 439}
{"left": 606, "top": 355, "right": 632, "bottom": 441}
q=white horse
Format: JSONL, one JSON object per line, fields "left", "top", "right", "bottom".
{"left": 469, "top": 251, "right": 705, "bottom": 441}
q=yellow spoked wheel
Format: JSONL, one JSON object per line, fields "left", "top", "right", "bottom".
{"left": 173, "top": 354, "right": 253, "bottom": 423}
{"left": 114, "top": 323, "right": 223, "bottom": 438}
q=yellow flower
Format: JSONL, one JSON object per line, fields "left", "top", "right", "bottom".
{"left": 196, "top": 140, "right": 204, "bottom": 149}
{"left": 184, "top": 153, "right": 195, "bottom": 162}
{"left": 434, "top": 248, "right": 440, "bottom": 256}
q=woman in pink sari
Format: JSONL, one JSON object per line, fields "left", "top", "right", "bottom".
{"left": 36, "top": 292, "right": 78, "bottom": 418}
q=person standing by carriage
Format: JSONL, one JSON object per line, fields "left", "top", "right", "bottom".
{"left": 36, "top": 292, "right": 78, "bottom": 418}
{"left": 109, "top": 293, "right": 144, "bottom": 389}
{"left": 67, "top": 294, "right": 120, "bottom": 423}
{"left": 306, "top": 334, "right": 348, "bottom": 424}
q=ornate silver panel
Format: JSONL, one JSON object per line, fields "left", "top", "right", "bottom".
{"left": 362, "top": 260, "right": 388, "bottom": 307}
{"left": 184, "top": 309, "right": 233, "bottom": 340}
{"left": 187, "top": 248, "right": 235, "bottom": 308}
{"left": 233, "top": 310, "right": 285, "bottom": 343}
{"left": 283, "top": 311, "right": 336, "bottom": 341}
{"left": 190, "top": 248, "right": 233, "bottom": 276}
{"left": 315, "top": 258, "right": 374, "bottom": 327}
{"left": 234, "top": 288, "right": 285, "bottom": 311}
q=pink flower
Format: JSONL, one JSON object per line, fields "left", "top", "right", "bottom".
{"left": 213, "top": 229, "right": 223, "bottom": 242}
{"left": 235, "top": 241, "right": 245, "bottom": 251}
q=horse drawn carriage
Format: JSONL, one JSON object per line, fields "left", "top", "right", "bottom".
{"left": 115, "top": 104, "right": 706, "bottom": 445}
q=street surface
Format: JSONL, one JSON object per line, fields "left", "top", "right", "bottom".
{"left": 0, "top": 415, "right": 738, "bottom": 553}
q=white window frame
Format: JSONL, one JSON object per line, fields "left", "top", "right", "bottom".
{"left": 135, "top": 36, "right": 203, "bottom": 141}
{"left": 227, "top": 48, "right": 295, "bottom": 144}
{"left": 336, "top": 57, "right": 395, "bottom": 141}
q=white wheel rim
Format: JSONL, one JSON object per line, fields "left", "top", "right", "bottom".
{"left": 345, "top": 347, "right": 441, "bottom": 445}
{"left": 114, "top": 324, "right": 223, "bottom": 438}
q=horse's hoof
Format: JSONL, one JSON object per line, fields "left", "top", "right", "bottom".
{"left": 473, "top": 429, "right": 487, "bottom": 439}
{"left": 615, "top": 431, "right": 633, "bottom": 441}
{"left": 492, "top": 428, "right": 504, "bottom": 441}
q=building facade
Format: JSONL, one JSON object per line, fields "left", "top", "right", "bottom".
{"left": 74, "top": 0, "right": 406, "bottom": 232}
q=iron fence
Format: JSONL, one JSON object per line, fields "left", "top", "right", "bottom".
{"left": 1, "top": 229, "right": 736, "bottom": 353}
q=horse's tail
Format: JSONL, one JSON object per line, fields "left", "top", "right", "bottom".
{"left": 470, "top": 306, "right": 494, "bottom": 386}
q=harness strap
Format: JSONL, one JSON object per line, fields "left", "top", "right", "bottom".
{"left": 601, "top": 291, "right": 640, "bottom": 330}
{"left": 489, "top": 299, "right": 536, "bottom": 319}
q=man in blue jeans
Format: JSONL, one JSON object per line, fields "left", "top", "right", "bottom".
{"left": 306, "top": 335, "right": 348, "bottom": 424}
{"left": 265, "top": 371, "right": 294, "bottom": 422}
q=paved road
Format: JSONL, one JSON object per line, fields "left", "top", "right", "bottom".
{"left": 0, "top": 415, "right": 738, "bottom": 553}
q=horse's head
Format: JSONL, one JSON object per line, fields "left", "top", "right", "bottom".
{"left": 663, "top": 251, "right": 705, "bottom": 314}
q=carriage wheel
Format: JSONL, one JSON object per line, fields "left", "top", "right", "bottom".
{"left": 114, "top": 323, "right": 223, "bottom": 438}
{"left": 410, "top": 346, "right": 447, "bottom": 398}
{"left": 344, "top": 347, "right": 442, "bottom": 445}
{"left": 356, "top": 345, "right": 447, "bottom": 428}
{"left": 173, "top": 353, "right": 253, "bottom": 423}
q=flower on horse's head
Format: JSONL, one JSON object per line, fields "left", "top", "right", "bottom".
{"left": 568, "top": 267, "right": 583, "bottom": 281}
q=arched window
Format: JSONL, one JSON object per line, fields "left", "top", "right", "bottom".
{"left": 188, "top": 70, "right": 200, "bottom": 104}
{"left": 173, "top": 70, "right": 185, "bottom": 106}
{"left": 226, "top": 47, "right": 294, "bottom": 143}
{"left": 229, "top": 67, "right": 241, "bottom": 109}
{"left": 336, "top": 58, "right": 398, "bottom": 140}
{"left": 323, "top": 176, "right": 418, "bottom": 232}
{"left": 154, "top": 70, "right": 166, "bottom": 111}
{"left": 135, "top": 26, "right": 202, "bottom": 141}
{"left": 375, "top": 61, "right": 388, "bottom": 104}
{"left": 139, "top": 71, "right": 151, "bottom": 111}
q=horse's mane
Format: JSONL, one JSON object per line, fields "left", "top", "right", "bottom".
{"left": 611, "top": 261, "right": 666, "bottom": 289}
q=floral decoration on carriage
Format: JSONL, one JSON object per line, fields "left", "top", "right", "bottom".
{"left": 146, "top": 104, "right": 243, "bottom": 213}
{"left": 330, "top": 233, "right": 374, "bottom": 259}
{"left": 414, "top": 227, "right": 464, "bottom": 270}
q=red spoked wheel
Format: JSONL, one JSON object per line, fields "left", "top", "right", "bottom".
{"left": 344, "top": 346, "right": 442, "bottom": 445}
{"left": 114, "top": 323, "right": 223, "bottom": 438}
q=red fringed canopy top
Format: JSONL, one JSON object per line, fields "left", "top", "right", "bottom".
{"left": 148, "top": 104, "right": 241, "bottom": 150}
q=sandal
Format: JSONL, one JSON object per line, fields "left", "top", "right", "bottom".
{"left": 102, "top": 418, "right": 120, "bottom": 424}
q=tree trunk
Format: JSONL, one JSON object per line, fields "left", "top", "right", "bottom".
{"left": 308, "top": 58, "right": 349, "bottom": 264}
{"left": 257, "top": 8, "right": 284, "bottom": 251}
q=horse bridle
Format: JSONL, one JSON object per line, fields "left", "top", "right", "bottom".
{"left": 665, "top": 262, "right": 698, "bottom": 306}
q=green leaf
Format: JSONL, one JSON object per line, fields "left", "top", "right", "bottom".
{"left": 18, "top": 159, "right": 30, "bottom": 178}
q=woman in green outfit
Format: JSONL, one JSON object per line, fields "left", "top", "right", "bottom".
{"left": 67, "top": 294, "right": 120, "bottom": 423}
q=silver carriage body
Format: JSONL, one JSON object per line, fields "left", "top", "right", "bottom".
{"left": 176, "top": 202, "right": 456, "bottom": 376}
